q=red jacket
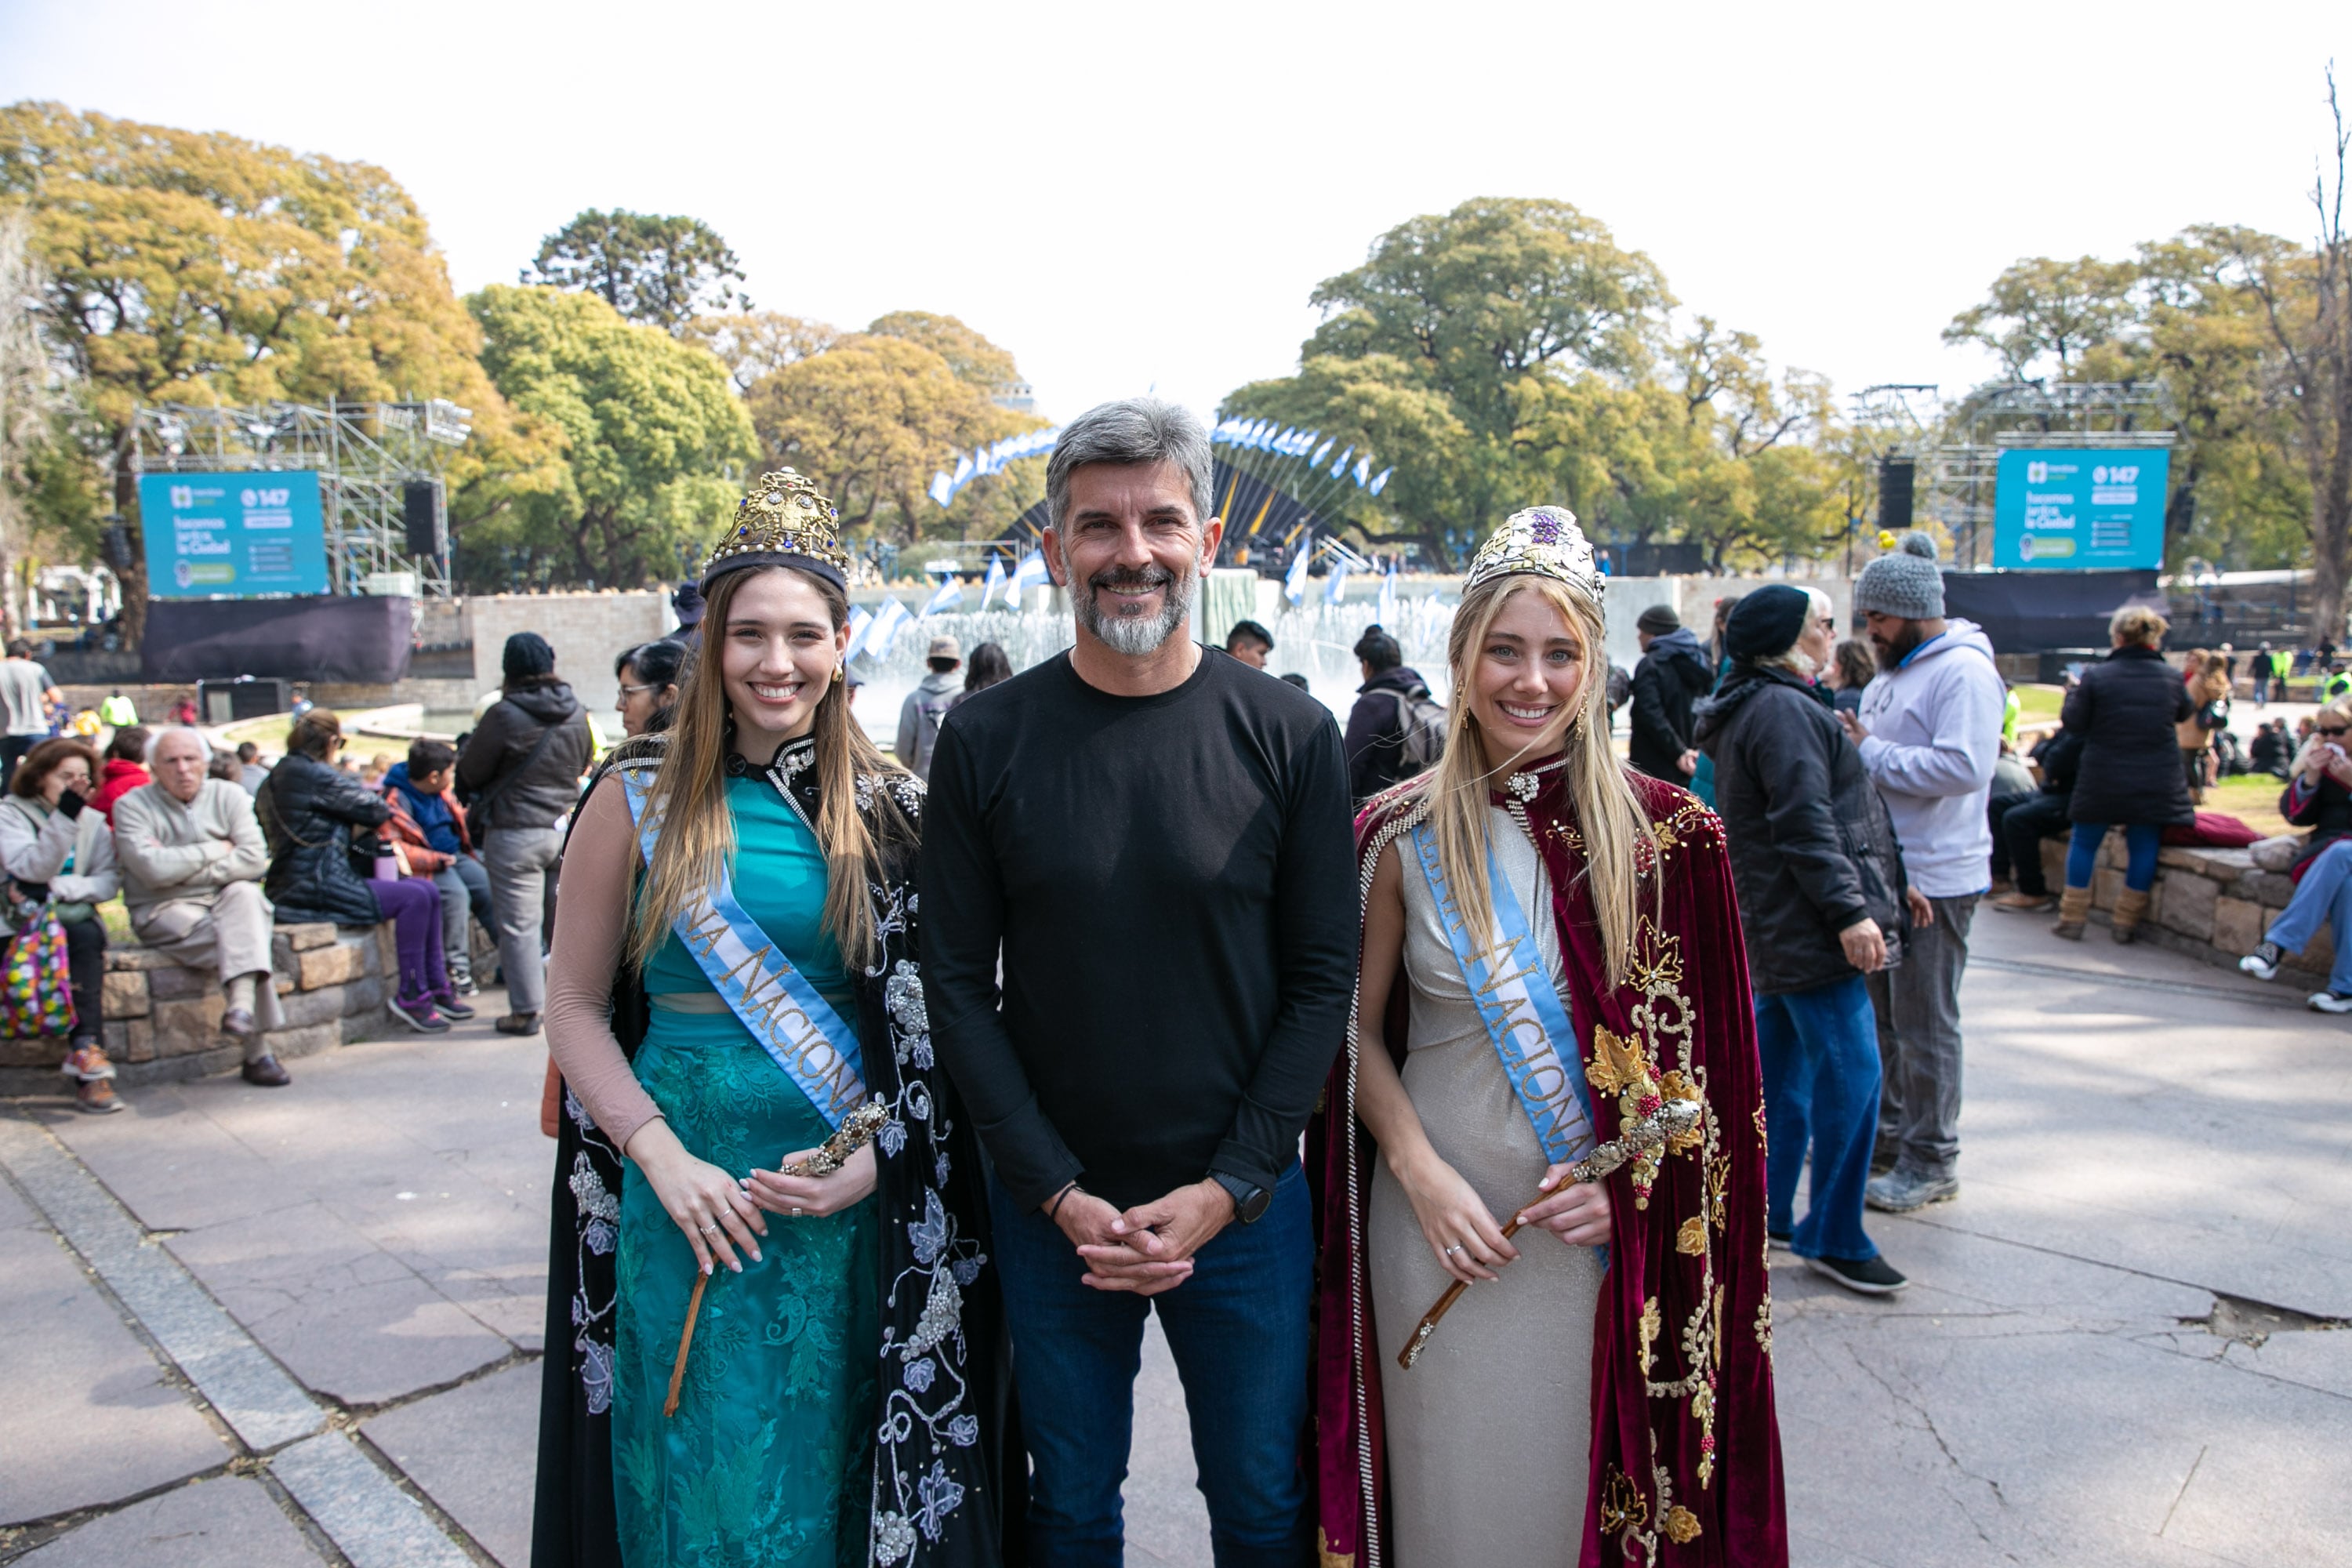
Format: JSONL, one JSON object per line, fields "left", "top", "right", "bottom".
{"left": 91, "top": 760, "right": 151, "bottom": 823}
{"left": 379, "top": 779, "right": 471, "bottom": 874}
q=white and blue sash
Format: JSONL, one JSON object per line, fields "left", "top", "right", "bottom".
{"left": 1408, "top": 821, "right": 1596, "bottom": 1166}
{"left": 619, "top": 768, "right": 867, "bottom": 1130}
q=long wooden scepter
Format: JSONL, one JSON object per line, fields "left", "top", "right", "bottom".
{"left": 664, "top": 1100, "right": 892, "bottom": 1418}
{"left": 1396, "top": 1098, "right": 1700, "bottom": 1371}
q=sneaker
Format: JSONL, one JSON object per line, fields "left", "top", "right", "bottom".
{"left": 1989, "top": 890, "right": 2057, "bottom": 913}
{"left": 434, "top": 993, "right": 477, "bottom": 1021}
{"left": 1865, "top": 1169, "right": 1959, "bottom": 1213}
{"left": 387, "top": 994, "right": 452, "bottom": 1033}
{"left": 2241, "top": 942, "right": 2285, "bottom": 982}
{"left": 2309, "top": 990, "right": 2352, "bottom": 1014}
{"left": 76, "top": 1078, "right": 125, "bottom": 1115}
{"left": 494, "top": 1012, "right": 543, "bottom": 1036}
{"left": 59, "top": 1043, "right": 116, "bottom": 1082}
{"left": 1805, "top": 1253, "right": 1909, "bottom": 1295}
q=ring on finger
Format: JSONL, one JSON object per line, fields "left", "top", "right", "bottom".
{"left": 1443, "top": 1243, "right": 1464, "bottom": 1257}
{"left": 698, "top": 1222, "right": 720, "bottom": 1236}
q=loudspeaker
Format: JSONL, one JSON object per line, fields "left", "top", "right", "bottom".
{"left": 102, "top": 524, "right": 135, "bottom": 572}
{"left": 403, "top": 479, "right": 444, "bottom": 556}
{"left": 1878, "top": 458, "right": 1915, "bottom": 533}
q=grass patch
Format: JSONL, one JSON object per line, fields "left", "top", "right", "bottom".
{"left": 2013, "top": 684, "right": 2063, "bottom": 722}
{"left": 2204, "top": 773, "right": 2291, "bottom": 838}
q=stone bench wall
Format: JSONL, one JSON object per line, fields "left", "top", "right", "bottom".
{"left": 2040, "top": 834, "right": 2325, "bottom": 976}
{"left": 0, "top": 920, "right": 394, "bottom": 1094}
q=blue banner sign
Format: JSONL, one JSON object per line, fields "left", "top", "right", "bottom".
{"left": 1992, "top": 449, "right": 2170, "bottom": 571}
{"left": 139, "top": 471, "right": 331, "bottom": 597}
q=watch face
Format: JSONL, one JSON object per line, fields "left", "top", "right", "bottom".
{"left": 1239, "top": 1185, "right": 1272, "bottom": 1224}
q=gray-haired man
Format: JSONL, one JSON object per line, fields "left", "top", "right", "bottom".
{"left": 925, "top": 397, "right": 1356, "bottom": 1563}
{"left": 112, "top": 728, "right": 292, "bottom": 1087}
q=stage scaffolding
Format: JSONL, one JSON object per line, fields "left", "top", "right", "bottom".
{"left": 1899, "top": 383, "right": 2177, "bottom": 570}
{"left": 123, "top": 399, "right": 471, "bottom": 599}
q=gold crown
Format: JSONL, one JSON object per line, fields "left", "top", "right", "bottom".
{"left": 702, "top": 469, "right": 850, "bottom": 580}
{"left": 1461, "top": 506, "right": 1602, "bottom": 601}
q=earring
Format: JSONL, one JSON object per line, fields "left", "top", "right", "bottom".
{"left": 831, "top": 664, "right": 844, "bottom": 684}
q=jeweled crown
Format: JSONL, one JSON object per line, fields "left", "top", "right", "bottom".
{"left": 1461, "top": 506, "right": 1602, "bottom": 598}
{"left": 702, "top": 469, "right": 850, "bottom": 580}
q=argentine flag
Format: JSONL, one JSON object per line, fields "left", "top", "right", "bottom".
{"left": 1284, "top": 540, "right": 1312, "bottom": 606}
{"left": 979, "top": 555, "right": 1006, "bottom": 612}
{"left": 1324, "top": 556, "right": 1350, "bottom": 606}
{"left": 862, "top": 597, "right": 913, "bottom": 662}
{"left": 841, "top": 604, "right": 874, "bottom": 662}
{"left": 1008, "top": 550, "right": 1051, "bottom": 600}
{"left": 922, "top": 578, "right": 964, "bottom": 617}
{"left": 1378, "top": 564, "right": 1397, "bottom": 625}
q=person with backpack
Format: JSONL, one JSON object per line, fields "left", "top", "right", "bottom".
{"left": 895, "top": 634, "right": 964, "bottom": 780}
{"left": 1342, "top": 623, "right": 1443, "bottom": 801}
{"left": 1628, "top": 604, "right": 1712, "bottom": 782}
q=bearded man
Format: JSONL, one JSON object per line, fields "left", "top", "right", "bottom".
{"left": 1835, "top": 532, "right": 2004, "bottom": 1214}
{"left": 924, "top": 397, "right": 1356, "bottom": 1565}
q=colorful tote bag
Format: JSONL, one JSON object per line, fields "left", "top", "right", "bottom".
{"left": 2, "top": 900, "right": 78, "bottom": 1039}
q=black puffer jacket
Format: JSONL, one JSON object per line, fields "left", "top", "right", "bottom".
{"left": 256, "top": 752, "right": 391, "bottom": 926}
{"left": 2062, "top": 645, "right": 2194, "bottom": 826}
{"left": 1629, "top": 628, "right": 1712, "bottom": 780}
{"left": 457, "top": 681, "right": 595, "bottom": 833}
{"left": 1696, "top": 664, "right": 1909, "bottom": 996}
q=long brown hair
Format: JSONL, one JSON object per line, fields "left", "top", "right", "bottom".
{"left": 628, "top": 565, "right": 909, "bottom": 974}
{"left": 1402, "top": 572, "right": 1654, "bottom": 989}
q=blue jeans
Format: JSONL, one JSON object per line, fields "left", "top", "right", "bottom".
{"left": 2066, "top": 822, "right": 2161, "bottom": 892}
{"left": 1757, "top": 974, "right": 1882, "bottom": 1262}
{"left": 989, "top": 1163, "right": 1313, "bottom": 1568}
{"left": 2267, "top": 838, "right": 2352, "bottom": 995}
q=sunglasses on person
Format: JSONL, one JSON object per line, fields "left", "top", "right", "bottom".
{"left": 2321, "top": 726, "right": 2349, "bottom": 738}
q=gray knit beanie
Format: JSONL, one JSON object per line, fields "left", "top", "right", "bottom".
{"left": 1854, "top": 531, "right": 1944, "bottom": 619}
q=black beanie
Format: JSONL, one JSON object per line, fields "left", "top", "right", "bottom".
{"left": 1723, "top": 585, "right": 1813, "bottom": 664}
{"left": 1635, "top": 604, "right": 1680, "bottom": 636}
{"left": 503, "top": 630, "right": 557, "bottom": 684}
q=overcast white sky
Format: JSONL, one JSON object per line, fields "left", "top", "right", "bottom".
{"left": 5, "top": 1, "right": 2349, "bottom": 432}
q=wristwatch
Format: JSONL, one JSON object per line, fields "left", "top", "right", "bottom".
{"left": 1210, "top": 1171, "right": 1271, "bottom": 1225}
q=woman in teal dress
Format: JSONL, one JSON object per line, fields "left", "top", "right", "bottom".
{"left": 541, "top": 470, "right": 1011, "bottom": 1568}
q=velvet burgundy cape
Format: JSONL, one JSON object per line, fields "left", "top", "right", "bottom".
{"left": 1306, "top": 767, "right": 1787, "bottom": 1566}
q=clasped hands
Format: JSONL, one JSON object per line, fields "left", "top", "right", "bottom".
{"left": 1053, "top": 1181, "right": 1233, "bottom": 1295}
{"left": 1396, "top": 1149, "right": 1610, "bottom": 1287}
{"left": 632, "top": 1120, "right": 877, "bottom": 1278}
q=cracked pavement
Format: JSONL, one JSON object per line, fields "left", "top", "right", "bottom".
{"left": 2, "top": 906, "right": 2349, "bottom": 1565}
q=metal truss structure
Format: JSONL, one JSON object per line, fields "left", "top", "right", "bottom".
{"left": 123, "top": 399, "right": 471, "bottom": 598}
{"left": 1866, "top": 382, "right": 2177, "bottom": 570}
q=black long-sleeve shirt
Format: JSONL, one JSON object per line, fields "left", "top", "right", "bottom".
{"left": 920, "top": 647, "right": 1357, "bottom": 1211}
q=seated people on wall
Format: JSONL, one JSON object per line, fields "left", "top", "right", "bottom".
{"left": 383, "top": 738, "right": 492, "bottom": 998}
{"left": 256, "top": 710, "right": 457, "bottom": 1036}
{"left": 114, "top": 728, "right": 292, "bottom": 1088}
{"left": 91, "top": 726, "right": 151, "bottom": 822}
{"left": 0, "top": 739, "right": 122, "bottom": 1112}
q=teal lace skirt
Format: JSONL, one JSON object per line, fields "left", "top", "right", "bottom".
{"left": 614, "top": 1008, "right": 880, "bottom": 1567}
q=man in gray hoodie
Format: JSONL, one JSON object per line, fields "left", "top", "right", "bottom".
{"left": 1838, "top": 532, "right": 2005, "bottom": 1213}
{"left": 895, "top": 634, "right": 963, "bottom": 780}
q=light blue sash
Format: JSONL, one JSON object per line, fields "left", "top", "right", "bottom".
{"left": 1408, "top": 821, "right": 1595, "bottom": 1166}
{"left": 619, "top": 768, "right": 867, "bottom": 1130}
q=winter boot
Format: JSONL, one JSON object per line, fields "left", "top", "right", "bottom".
{"left": 2111, "top": 887, "right": 2151, "bottom": 945}
{"left": 2053, "top": 884, "right": 2092, "bottom": 941}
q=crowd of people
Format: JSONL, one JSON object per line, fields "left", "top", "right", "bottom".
{"left": 21, "top": 390, "right": 2348, "bottom": 1560}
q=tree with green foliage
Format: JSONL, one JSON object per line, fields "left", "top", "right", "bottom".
{"left": 527, "top": 210, "right": 745, "bottom": 336}
{"left": 0, "top": 100, "right": 536, "bottom": 634}
{"left": 465, "top": 284, "right": 756, "bottom": 588}
{"left": 1225, "top": 196, "right": 1847, "bottom": 568}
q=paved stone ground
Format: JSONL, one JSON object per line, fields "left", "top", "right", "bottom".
{"left": 2, "top": 908, "right": 2347, "bottom": 1565}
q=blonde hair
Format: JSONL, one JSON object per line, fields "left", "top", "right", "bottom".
{"left": 2187, "top": 650, "right": 2230, "bottom": 706}
{"left": 2109, "top": 604, "right": 2168, "bottom": 648}
{"left": 627, "top": 566, "right": 909, "bottom": 975}
{"left": 1403, "top": 572, "right": 1653, "bottom": 989}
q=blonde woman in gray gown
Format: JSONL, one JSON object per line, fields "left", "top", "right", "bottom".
{"left": 1351, "top": 517, "right": 1624, "bottom": 1566}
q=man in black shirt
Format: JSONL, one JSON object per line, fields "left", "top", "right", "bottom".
{"left": 924, "top": 397, "right": 1355, "bottom": 1566}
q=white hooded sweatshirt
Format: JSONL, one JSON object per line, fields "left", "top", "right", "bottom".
{"left": 1854, "top": 619, "right": 2005, "bottom": 898}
